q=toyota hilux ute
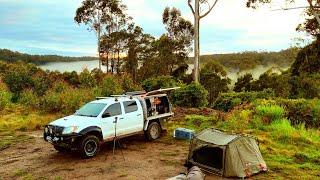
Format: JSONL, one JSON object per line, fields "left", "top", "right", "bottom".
{"left": 43, "top": 89, "right": 177, "bottom": 158}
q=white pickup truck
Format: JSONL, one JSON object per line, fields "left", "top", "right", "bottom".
{"left": 43, "top": 90, "right": 175, "bottom": 158}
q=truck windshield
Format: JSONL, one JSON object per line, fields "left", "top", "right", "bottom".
{"left": 75, "top": 103, "right": 106, "bottom": 117}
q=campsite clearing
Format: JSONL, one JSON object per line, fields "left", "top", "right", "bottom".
{"left": 0, "top": 131, "right": 264, "bottom": 180}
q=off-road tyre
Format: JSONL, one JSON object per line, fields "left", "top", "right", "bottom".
{"left": 145, "top": 122, "right": 161, "bottom": 141}
{"left": 53, "top": 145, "right": 69, "bottom": 153}
{"left": 78, "top": 135, "right": 100, "bottom": 158}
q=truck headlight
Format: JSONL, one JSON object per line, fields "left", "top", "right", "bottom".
{"left": 62, "top": 126, "right": 78, "bottom": 135}
{"left": 44, "top": 127, "right": 49, "bottom": 133}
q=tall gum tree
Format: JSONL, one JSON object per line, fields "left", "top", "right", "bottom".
{"left": 74, "top": 0, "right": 126, "bottom": 70}
{"left": 188, "top": 0, "right": 219, "bottom": 82}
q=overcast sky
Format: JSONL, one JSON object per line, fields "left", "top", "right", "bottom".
{"left": 0, "top": 0, "right": 310, "bottom": 56}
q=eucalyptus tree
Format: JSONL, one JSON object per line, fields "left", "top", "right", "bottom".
{"left": 187, "top": 0, "right": 219, "bottom": 82}
{"left": 74, "top": 0, "right": 127, "bottom": 70}
{"left": 124, "top": 24, "right": 154, "bottom": 81}
{"left": 162, "top": 7, "right": 194, "bottom": 75}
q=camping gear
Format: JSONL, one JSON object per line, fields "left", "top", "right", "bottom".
{"left": 174, "top": 128, "right": 195, "bottom": 140}
{"left": 166, "top": 166, "right": 205, "bottom": 180}
{"left": 186, "top": 128, "right": 267, "bottom": 178}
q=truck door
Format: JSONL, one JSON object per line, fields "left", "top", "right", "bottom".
{"left": 120, "top": 100, "right": 144, "bottom": 134}
{"left": 101, "top": 102, "right": 123, "bottom": 139}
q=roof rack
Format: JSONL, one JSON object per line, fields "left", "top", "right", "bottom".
{"left": 126, "top": 91, "right": 147, "bottom": 96}
{"left": 95, "top": 87, "right": 180, "bottom": 100}
{"left": 96, "top": 97, "right": 109, "bottom": 100}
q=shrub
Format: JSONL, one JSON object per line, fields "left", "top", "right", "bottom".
{"left": 213, "top": 89, "right": 275, "bottom": 112}
{"left": 200, "top": 61, "right": 230, "bottom": 104}
{"left": 216, "top": 110, "right": 253, "bottom": 132}
{"left": 32, "top": 72, "right": 52, "bottom": 96}
{"left": 255, "top": 105, "right": 284, "bottom": 123}
{"left": 118, "top": 74, "right": 142, "bottom": 92}
{"left": 172, "top": 83, "right": 208, "bottom": 108}
{"left": 60, "top": 88, "right": 95, "bottom": 114}
{"left": 40, "top": 89, "right": 62, "bottom": 113}
{"left": 142, "top": 76, "right": 180, "bottom": 92}
{"left": 100, "top": 76, "right": 123, "bottom": 97}
{"left": 62, "top": 71, "right": 80, "bottom": 87}
{"left": 0, "top": 84, "right": 11, "bottom": 111}
{"left": 79, "top": 68, "right": 96, "bottom": 88}
{"left": 19, "top": 89, "right": 39, "bottom": 109}
{"left": 2, "top": 62, "right": 39, "bottom": 96}
{"left": 255, "top": 99, "right": 320, "bottom": 128}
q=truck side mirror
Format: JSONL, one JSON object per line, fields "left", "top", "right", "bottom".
{"left": 102, "top": 112, "right": 111, "bottom": 118}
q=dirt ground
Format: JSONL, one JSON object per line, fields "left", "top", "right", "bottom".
{"left": 0, "top": 131, "right": 226, "bottom": 180}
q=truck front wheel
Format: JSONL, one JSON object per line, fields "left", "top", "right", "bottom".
{"left": 145, "top": 122, "right": 161, "bottom": 141}
{"left": 78, "top": 135, "right": 100, "bottom": 158}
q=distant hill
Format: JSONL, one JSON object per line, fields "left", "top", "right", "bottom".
{"left": 0, "top": 49, "right": 97, "bottom": 65}
{"left": 188, "top": 48, "right": 299, "bottom": 71}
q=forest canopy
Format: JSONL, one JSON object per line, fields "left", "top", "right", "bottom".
{"left": 0, "top": 49, "right": 96, "bottom": 65}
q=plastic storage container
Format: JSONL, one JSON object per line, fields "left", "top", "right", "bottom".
{"left": 174, "top": 128, "right": 195, "bottom": 140}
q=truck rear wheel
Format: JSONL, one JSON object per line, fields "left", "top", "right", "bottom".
{"left": 78, "top": 135, "right": 100, "bottom": 158}
{"left": 145, "top": 122, "right": 161, "bottom": 141}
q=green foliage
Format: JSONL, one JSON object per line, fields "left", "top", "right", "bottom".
{"left": 40, "top": 85, "right": 95, "bottom": 114}
{"left": 62, "top": 71, "right": 80, "bottom": 87}
{"left": 290, "top": 73, "right": 320, "bottom": 99}
{"left": 185, "top": 114, "right": 218, "bottom": 131}
{"left": 32, "top": 72, "right": 52, "bottom": 96}
{"left": 0, "top": 83, "right": 11, "bottom": 111}
{"left": 172, "top": 83, "right": 208, "bottom": 108}
{"left": 233, "top": 73, "right": 253, "bottom": 92}
{"left": 41, "top": 89, "right": 62, "bottom": 113}
{"left": 2, "top": 63, "right": 37, "bottom": 96}
{"left": 100, "top": 76, "right": 123, "bottom": 97}
{"left": 291, "top": 40, "right": 320, "bottom": 76}
{"left": 255, "top": 99, "right": 320, "bottom": 128}
{"left": 255, "top": 105, "right": 284, "bottom": 123}
{"left": 217, "top": 110, "right": 253, "bottom": 132}
{"left": 142, "top": 76, "right": 180, "bottom": 92}
{"left": 200, "top": 61, "right": 230, "bottom": 104}
{"left": 79, "top": 68, "right": 97, "bottom": 88}
{"left": 213, "top": 89, "right": 275, "bottom": 111}
{"left": 251, "top": 70, "right": 291, "bottom": 98}
{"left": 19, "top": 89, "right": 39, "bottom": 109}
{"left": 118, "top": 74, "right": 142, "bottom": 92}
{"left": 267, "top": 119, "right": 298, "bottom": 144}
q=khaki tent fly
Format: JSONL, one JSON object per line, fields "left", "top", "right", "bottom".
{"left": 186, "top": 129, "right": 267, "bottom": 178}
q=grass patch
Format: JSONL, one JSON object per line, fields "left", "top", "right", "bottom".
{"left": 184, "top": 114, "right": 218, "bottom": 131}
{"left": 256, "top": 105, "right": 284, "bottom": 123}
{"left": 173, "top": 110, "right": 320, "bottom": 179}
{"left": 13, "top": 169, "right": 29, "bottom": 177}
{"left": 0, "top": 106, "right": 61, "bottom": 132}
{"left": 0, "top": 131, "right": 33, "bottom": 151}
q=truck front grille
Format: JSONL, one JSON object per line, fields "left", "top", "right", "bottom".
{"left": 47, "top": 125, "right": 64, "bottom": 135}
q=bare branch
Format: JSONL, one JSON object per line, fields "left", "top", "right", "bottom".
{"left": 307, "top": 0, "right": 320, "bottom": 26}
{"left": 188, "top": 0, "right": 195, "bottom": 15}
{"left": 200, "top": 0, "right": 218, "bottom": 19}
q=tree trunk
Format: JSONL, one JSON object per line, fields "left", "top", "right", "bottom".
{"left": 117, "top": 49, "right": 120, "bottom": 74}
{"left": 194, "top": 0, "right": 200, "bottom": 83}
{"left": 106, "top": 51, "right": 109, "bottom": 72}
{"left": 97, "top": 25, "right": 102, "bottom": 70}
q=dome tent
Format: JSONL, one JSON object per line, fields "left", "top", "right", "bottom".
{"left": 186, "top": 129, "right": 267, "bottom": 178}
